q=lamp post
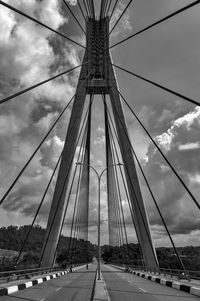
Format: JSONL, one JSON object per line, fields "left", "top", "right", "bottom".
{"left": 76, "top": 162, "right": 123, "bottom": 280}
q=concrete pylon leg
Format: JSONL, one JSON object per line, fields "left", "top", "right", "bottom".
{"left": 105, "top": 101, "right": 119, "bottom": 246}
{"left": 40, "top": 66, "right": 88, "bottom": 267}
{"left": 108, "top": 61, "right": 158, "bottom": 269}
{"left": 77, "top": 103, "right": 91, "bottom": 242}
{"left": 106, "top": 129, "right": 118, "bottom": 246}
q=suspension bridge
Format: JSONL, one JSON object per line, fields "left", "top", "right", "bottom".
{"left": 0, "top": 0, "right": 200, "bottom": 300}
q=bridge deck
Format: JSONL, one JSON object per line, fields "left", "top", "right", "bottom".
{"left": 0, "top": 264, "right": 200, "bottom": 301}
{"left": 0, "top": 265, "right": 96, "bottom": 301}
{"left": 101, "top": 265, "right": 200, "bottom": 301}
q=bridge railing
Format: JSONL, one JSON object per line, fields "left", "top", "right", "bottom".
{"left": 129, "top": 265, "right": 200, "bottom": 280}
{"left": 111, "top": 263, "right": 200, "bottom": 280}
{"left": 0, "top": 263, "right": 87, "bottom": 283}
{"left": 0, "top": 266, "right": 64, "bottom": 283}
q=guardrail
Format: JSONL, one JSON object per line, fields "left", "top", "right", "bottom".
{"left": 0, "top": 266, "right": 63, "bottom": 283}
{"left": 0, "top": 263, "right": 84, "bottom": 283}
{"left": 110, "top": 263, "right": 200, "bottom": 281}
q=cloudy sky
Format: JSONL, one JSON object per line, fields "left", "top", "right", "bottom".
{"left": 0, "top": 0, "right": 200, "bottom": 249}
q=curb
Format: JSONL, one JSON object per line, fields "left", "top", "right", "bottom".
{"left": 0, "top": 266, "right": 84, "bottom": 297}
{"left": 130, "top": 270, "right": 200, "bottom": 297}
{"left": 93, "top": 270, "right": 110, "bottom": 301}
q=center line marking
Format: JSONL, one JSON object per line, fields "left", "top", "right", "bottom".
{"left": 56, "top": 287, "right": 62, "bottom": 291}
{"left": 139, "top": 288, "right": 147, "bottom": 293}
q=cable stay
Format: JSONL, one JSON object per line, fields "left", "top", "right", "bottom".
{"left": 106, "top": 94, "right": 154, "bottom": 264}
{"left": 100, "top": 0, "right": 106, "bottom": 19}
{"left": 0, "top": 73, "right": 91, "bottom": 207}
{"left": 112, "top": 63, "right": 200, "bottom": 107}
{"left": 103, "top": 94, "right": 130, "bottom": 264}
{"left": 109, "top": 0, "right": 119, "bottom": 22}
{"left": 67, "top": 137, "right": 87, "bottom": 264}
{"left": 105, "top": 104, "right": 144, "bottom": 265}
{"left": 109, "top": 0, "right": 133, "bottom": 36}
{"left": 111, "top": 82, "right": 200, "bottom": 211}
{"left": 40, "top": 97, "right": 92, "bottom": 265}
{"left": 51, "top": 95, "right": 93, "bottom": 265}
{"left": 63, "top": 0, "right": 86, "bottom": 35}
{"left": 103, "top": 0, "right": 109, "bottom": 17}
{"left": 104, "top": 97, "right": 144, "bottom": 259}
{"left": 112, "top": 173, "right": 126, "bottom": 263}
{"left": 107, "top": 88, "right": 161, "bottom": 267}
{"left": 105, "top": 100, "right": 186, "bottom": 271}
{"left": 105, "top": 0, "right": 113, "bottom": 17}
{"left": 0, "top": 96, "right": 73, "bottom": 206}
{"left": 102, "top": 0, "right": 133, "bottom": 48}
{"left": 66, "top": 97, "right": 92, "bottom": 263}
{"left": 87, "top": 0, "right": 95, "bottom": 19}
{"left": 110, "top": 0, "right": 200, "bottom": 49}
{"left": 110, "top": 136, "right": 130, "bottom": 263}
{"left": 86, "top": 0, "right": 93, "bottom": 18}
{"left": 15, "top": 152, "right": 63, "bottom": 266}
{"left": 104, "top": 95, "right": 122, "bottom": 252}
{"left": 77, "top": 0, "right": 86, "bottom": 22}
{"left": 0, "top": 0, "right": 85, "bottom": 49}
{"left": 52, "top": 157, "right": 81, "bottom": 266}
{"left": 0, "top": 60, "right": 92, "bottom": 105}
{"left": 82, "top": 0, "right": 90, "bottom": 18}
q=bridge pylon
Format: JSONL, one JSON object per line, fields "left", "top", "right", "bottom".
{"left": 40, "top": 16, "right": 158, "bottom": 269}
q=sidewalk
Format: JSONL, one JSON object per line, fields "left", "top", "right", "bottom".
{"left": 0, "top": 265, "right": 85, "bottom": 296}
{"left": 129, "top": 269, "right": 200, "bottom": 297}
{"left": 110, "top": 265, "right": 200, "bottom": 297}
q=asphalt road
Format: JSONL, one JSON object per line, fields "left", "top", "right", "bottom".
{"left": 102, "top": 265, "right": 200, "bottom": 301}
{"left": 0, "top": 265, "right": 96, "bottom": 301}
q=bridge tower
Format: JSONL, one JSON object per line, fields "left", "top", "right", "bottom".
{"left": 40, "top": 16, "right": 158, "bottom": 269}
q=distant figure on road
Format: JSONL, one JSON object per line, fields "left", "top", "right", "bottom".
{"left": 86, "top": 264, "right": 89, "bottom": 270}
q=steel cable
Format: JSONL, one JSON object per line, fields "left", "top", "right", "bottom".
{"left": 110, "top": 0, "right": 200, "bottom": 49}
{"left": 0, "top": 0, "right": 85, "bottom": 48}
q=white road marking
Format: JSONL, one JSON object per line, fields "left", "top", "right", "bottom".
{"left": 40, "top": 299, "right": 45, "bottom": 301}
{"left": 139, "top": 288, "right": 147, "bottom": 293}
{"left": 56, "top": 287, "right": 62, "bottom": 291}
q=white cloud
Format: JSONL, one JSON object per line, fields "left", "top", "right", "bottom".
{"left": 97, "top": 126, "right": 104, "bottom": 133}
{"left": 66, "top": 0, "right": 77, "bottom": 6}
{"left": 142, "top": 106, "right": 200, "bottom": 244}
{"left": 179, "top": 142, "right": 200, "bottom": 151}
{"left": 93, "top": 136, "right": 105, "bottom": 145}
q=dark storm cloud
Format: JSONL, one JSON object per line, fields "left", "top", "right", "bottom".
{"left": 0, "top": 0, "right": 82, "bottom": 227}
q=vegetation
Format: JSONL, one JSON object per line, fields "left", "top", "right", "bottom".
{"left": 0, "top": 225, "right": 97, "bottom": 271}
{"left": 0, "top": 225, "right": 200, "bottom": 271}
{"left": 101, "top": 244, "right": 200, "bottom": 271}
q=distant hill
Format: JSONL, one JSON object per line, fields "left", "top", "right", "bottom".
{"left": 101, "top": 244, "right": 200, "bottom": 270}
{"left": 0, "top": 225, "right": 97, "bottom": 271}
{"left": 0, "top": 225, "right": 200, "bottom": 271}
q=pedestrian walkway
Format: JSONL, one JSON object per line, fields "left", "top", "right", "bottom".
{"left": 0, "top": 265, "right": 85, "bottom": 296}
{"left": 102, "top": 265, "right": 200, "bottom": 300}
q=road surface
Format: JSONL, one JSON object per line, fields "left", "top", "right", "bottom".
{"left": 102, "top": 264, "right": 200, "bottom": 301}
{"left": 0, "top": 265, "right": 96, "bottom": 301}
{"left": 1, "top": 264, "right": 199, "bottom": 301}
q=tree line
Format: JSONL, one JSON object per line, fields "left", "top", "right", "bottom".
{"left": 0, "top": 225, "right": 200, "bottom": 271}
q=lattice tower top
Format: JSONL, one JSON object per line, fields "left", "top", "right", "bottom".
{"left": 85, "top": 17, "right": 110, "bottom": 94}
